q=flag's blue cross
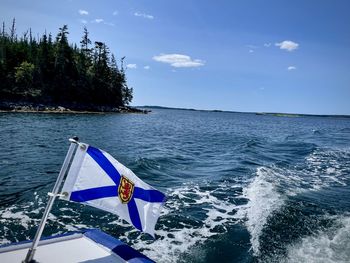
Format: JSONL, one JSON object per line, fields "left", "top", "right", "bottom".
{"left": 70, "top": 146, "right": 166, "bottom": 231}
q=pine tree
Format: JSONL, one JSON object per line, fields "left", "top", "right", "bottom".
{"left": 0, "top": 20, "right": 133, "bottom": 109}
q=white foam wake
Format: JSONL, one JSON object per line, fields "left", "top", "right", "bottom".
{"left": 0, "top": 181, "right": 239, "bottom": 262}
{"left": 122, "top": 181, "right": 239, "bottom": 262}
{"left": 285, "top": 216, "right": 350, "bottom": 263}
{"left": 238, "top": 148, "right": 350, "bottom": 256}
{"left": 0, "top": 192, "right": 91, "bottom": 244}
{"left": 236, "top": 167, "right": 284, "bottom": 256}
{"left": 305, "top": 149, "right": 349, "bottom": 190}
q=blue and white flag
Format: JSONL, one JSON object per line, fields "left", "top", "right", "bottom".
{"left": 61, "top": 143, "right": 166, "bottom": 237}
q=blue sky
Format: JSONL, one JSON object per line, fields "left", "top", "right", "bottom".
{"left": 1, "top": 0, "right": 350, "bottom": 114}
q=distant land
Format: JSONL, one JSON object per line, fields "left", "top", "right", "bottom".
{"left": 139, "top": 106, "right": 350, "bottom": 118}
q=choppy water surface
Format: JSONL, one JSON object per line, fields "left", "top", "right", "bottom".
{"left": 1, "top": 109, "right": 350, "bottom": 262}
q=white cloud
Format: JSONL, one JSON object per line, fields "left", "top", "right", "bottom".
{"left": 127, "top": 64, "right": 137, "bottom": 69}
{"left": 264, "top": 43, "right": 271, "bottom": 47}
{"left": 79, "top": 10, "right": 89, "bottom": 15}
{"left": 90, "top": 19, "right": 114, "bottom": 26}
{"left": 152, "top": 53, "right": 205, "bottom": 68}
{"left": 287, "top": 66, "right": 296, "bottom": 71}
{"left": 104, "top": 22, "right": 115, "bottom": 26}
{"left": 134, "top": 12, "right": 154, "bottom": 19}
{"left": 275, "top": 40, "right": 299, "bottom": 51}
{"left": 249, "top": 49, "right": 254, "bottom": 53}
{"left": 144, "top": 65, "right": 150, "bottom": 70}
{"left": 112, "top": 10, "right": 118, "bottom": 16}
{"left": 92, "top": 19, "right": 104, "bottom": 23}
{"left": 79, "top": 19, "right": 88, "bottom": 24}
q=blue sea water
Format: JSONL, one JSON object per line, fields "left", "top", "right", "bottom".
{"left": 0, "top": 109, "right": 350, "bottom": 262}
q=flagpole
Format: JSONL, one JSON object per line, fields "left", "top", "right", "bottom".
{"left": 23, "top": 137, "right": 79, "bottom": 263}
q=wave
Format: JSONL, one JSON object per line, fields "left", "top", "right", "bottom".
{"left": 0, "top": 193, "right": 43, "bottom": 244}
{"left": 0, "top": 192, "right": 91, "bottom": 244}
{"left": 128, "top": 147, "right": 350, "bottom": 261}
{"left": 235, "top": 167, "right": 284, "bottom": 256}
{"left": 0, "top": 180, "right": 240, "bottom": 262}
{"left": 237, "top": 146, "right": 350, "bottom": 257}
{"left": 284, "top": 215, "right": 350, "bottom": 263}
{"left": 1, "top": 146, "right": 348, "bottom": 262}
{"left": 123, "top": 181, "right": 239, "bottom": 262}
{"left": 312, "top": 129, "right": 324, "bottom": 135}
{"left": 305, "top": 148, "right": 350, "bottom": 189}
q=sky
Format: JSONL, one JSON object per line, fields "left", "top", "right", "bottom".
{"left": 1, "top": 0, "right": 350, "bottom": 115}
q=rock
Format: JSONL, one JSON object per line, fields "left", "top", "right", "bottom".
{"left": 0, "top": 101, "right": 146, "bottom": 114}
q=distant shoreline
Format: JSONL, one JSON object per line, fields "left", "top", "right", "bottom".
{"left": 0, "top": 101, "right": 150, "bottom": 114}
{"left": 141, "top": 105, "right": 350, "bottom": 118}
{"left": 2, "top": 102, "right": 348, "bottom": 118}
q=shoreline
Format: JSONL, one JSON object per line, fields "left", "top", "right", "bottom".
{"left": 141, "top": 106, "right": 350, "bottom": 118}
{"left": 0, "top": 102, "right": 150, "bottom": 114}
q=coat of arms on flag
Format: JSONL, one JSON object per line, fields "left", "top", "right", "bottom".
{"left": 118, "top": 175, "right": 135, "bottom": 204}
{"left": 60, "top": 143, "right": 166, "bottom": 237}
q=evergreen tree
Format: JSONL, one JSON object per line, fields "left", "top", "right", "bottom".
{"left": 0, "top": 21, "right": 133, "bottom": 109}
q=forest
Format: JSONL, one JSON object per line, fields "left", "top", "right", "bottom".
{"left": 0, "top": 19, "right": 133, "bottom": 111}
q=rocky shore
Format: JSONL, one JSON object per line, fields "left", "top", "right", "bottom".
{"left": 0, "top": 101, "right": 150, "bottom": 114}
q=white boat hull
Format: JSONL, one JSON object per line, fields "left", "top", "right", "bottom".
{"left": 0, "top": 229, "right": 154, "bottom": 263}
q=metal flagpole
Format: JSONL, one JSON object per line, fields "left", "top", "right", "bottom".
{"left": 23, "top": 137, "right": 79, "bottom": 263}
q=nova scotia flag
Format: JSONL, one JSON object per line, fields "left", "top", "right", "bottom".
{"left": 61, "top": 143, "right": 166, "bottom": 237}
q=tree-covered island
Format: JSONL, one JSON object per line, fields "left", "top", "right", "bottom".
{"left": 0, "top": 19, "right": 143, "bottom": 113}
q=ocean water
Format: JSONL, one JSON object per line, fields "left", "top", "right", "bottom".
{"left": 0, "top": 109, "right": 350, "bottom": 262}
